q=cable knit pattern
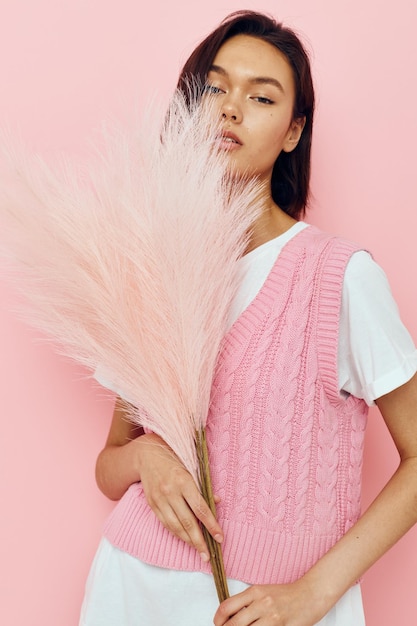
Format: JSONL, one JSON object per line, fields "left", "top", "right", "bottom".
{"left": 103, "top": 225, "right": 369, "bottom": 585}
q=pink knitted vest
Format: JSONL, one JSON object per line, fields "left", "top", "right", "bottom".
{"left": 103, "top": 225, "right": 369, "bottom": 585}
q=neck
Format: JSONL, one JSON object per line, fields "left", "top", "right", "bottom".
{"left": 245, "top": 198, "right": 297, "bottom": 254}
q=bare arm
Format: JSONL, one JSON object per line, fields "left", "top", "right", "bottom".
{"left": 214, "top": 372, "right": 417, "bottom": 626}
{"left": 95, "top": 397, "right": 224, "bottom": 562}
{"left": 302, "top": 371, "right": 417, "bottom": 610}
{"left": 95, "top": 397, "right": 147, "bottom": 500}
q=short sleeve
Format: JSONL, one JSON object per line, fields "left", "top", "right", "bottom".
{"left": 338, "top": 251, "right": 417, "bottom": 405}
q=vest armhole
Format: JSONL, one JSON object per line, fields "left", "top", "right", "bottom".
{"left": 316, "top": 238, "right": 363, "bottom": 405}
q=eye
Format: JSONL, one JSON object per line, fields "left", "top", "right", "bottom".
{"left": 252, "top": 96, "right": 275, "bottom": 105}
{"left": 203, "top": 83, "right": 224, "bottom": 95}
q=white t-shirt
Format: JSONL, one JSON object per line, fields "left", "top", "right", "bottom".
{"left": 229, "top": 222, "right": 417, "bottom": 405}
{"left": 82, "top": 222, "right": 417, "bottom": 626}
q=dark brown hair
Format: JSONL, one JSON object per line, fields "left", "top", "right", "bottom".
{"left": 177, "top": 11, "right": 315, "bottom": 219}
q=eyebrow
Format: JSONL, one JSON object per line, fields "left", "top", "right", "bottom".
{"left": 209, "top": 64, "right": 285, "bottom": 94}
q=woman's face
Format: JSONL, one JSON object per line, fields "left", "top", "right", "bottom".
{"left": 205, "top": 35, "right": 304, "bottom": 184}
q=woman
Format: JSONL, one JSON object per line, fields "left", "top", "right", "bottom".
{"left": 80, "top": 11, "right": 417, "bottom": 626}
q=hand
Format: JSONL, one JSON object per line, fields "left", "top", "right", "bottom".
{"left": 213, "top": 580, "right": 326, "bottom": 626}
{"left": 136, "top": 433, "right": 223, "bottom": 562}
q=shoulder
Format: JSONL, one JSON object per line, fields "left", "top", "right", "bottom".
{"left": 298, "top": 226, "right": 384, "bottom": 289}
{"left": 343, "top": 250, "right": 395, "bottom": 306}
{"left": 345, "top": 249, "right": 386, "bottom": 279}
{"left": 298, "top": 224, "right": 364, "bottom": 261}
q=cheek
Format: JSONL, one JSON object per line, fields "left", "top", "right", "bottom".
{"left": 200, "top": 96, "right": 223, "bottom": 125}
{"left": 257, "top": 129, "right": 287, "bottom": 163}
{"left": 259, "top": 113, "right": 289, "bottom": 142}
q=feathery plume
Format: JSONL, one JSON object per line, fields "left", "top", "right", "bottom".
{"left": 0, "top": 88, "right": 264, "bottom": 599}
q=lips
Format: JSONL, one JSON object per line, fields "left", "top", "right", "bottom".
{"left": 216, "top": 130, "right": 242, "bottom": 151}
{"left": 219, "top": 130, "right": 242, "bottom": 145}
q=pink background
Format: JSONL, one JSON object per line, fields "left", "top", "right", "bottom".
{"left": 1, "top": 1, "right": 416, "bottom": 624}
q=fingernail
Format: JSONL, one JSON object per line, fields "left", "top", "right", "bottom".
{"left": 200, "top": 552, "right": 210, "bottom": 563}
{"left": 214, "top": 534, "right": 223, "bottom": 543}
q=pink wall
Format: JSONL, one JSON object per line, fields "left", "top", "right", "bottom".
{"left": 1, "top": 1, "right": 416, "bottom": 624}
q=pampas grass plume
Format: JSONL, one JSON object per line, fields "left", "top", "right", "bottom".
{"left": 0, "top": 89, "right": 264, "bottom": 479}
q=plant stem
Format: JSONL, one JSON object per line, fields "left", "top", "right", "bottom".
{"left": 195, "top": 428, "right": 230, "bottom": 602}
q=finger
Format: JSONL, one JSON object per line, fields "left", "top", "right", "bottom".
{"left": 213, "top": 590, "right": 254, "bottom": 626}
{"left": 153, "top": 498, "right": 211, "bottom": 562}
{"left": 183, "top": 486, "right": 224, "bottom": 543}
{"left": 174, "top": 500, "right": 212, "bottom": 559}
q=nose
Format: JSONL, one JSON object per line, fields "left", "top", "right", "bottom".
{"left": 220, "top": 95, "right": 242, "bottom": 123}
